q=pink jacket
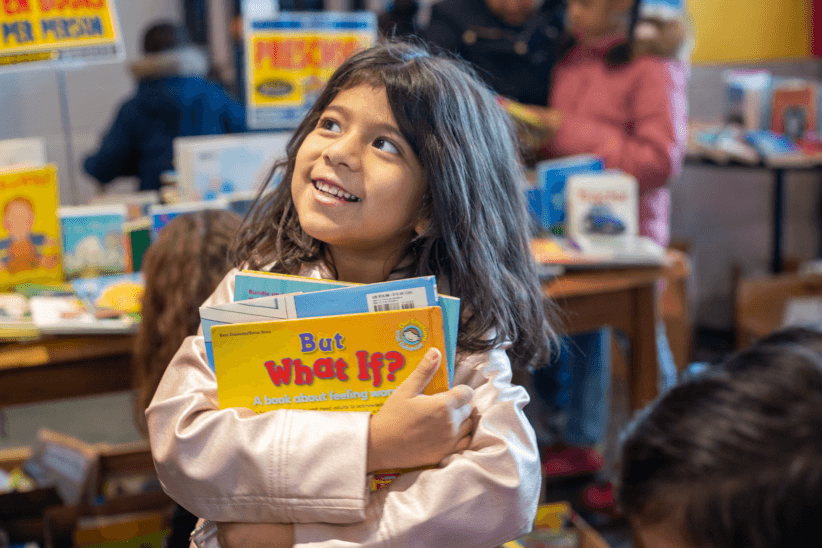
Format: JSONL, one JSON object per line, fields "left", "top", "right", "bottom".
{"left": 146, "top": 265, "right": 541, "bottom": 547}
{"left": 543, "top": 35, "right": 688, "bottom": 247}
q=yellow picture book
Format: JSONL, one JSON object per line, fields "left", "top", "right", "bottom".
{"left": 212, "top": 306, "right": 450, "bottom": 490}
{"left": 0, "top": 165, "right": 62, "bottom": 291}
{"left": 212, "top": 306, "right": 449, "bottom": 414}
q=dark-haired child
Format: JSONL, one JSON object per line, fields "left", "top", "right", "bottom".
{"left": 132, "top": 209, "right": 243, "bottom": 547}
{"left": 619, "top": 326, "right": 822, "bottom": 548}
{"left": 146, "top": 41, "right": 556, "bottom": 547}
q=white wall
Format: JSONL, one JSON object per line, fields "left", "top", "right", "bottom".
{"left": 0, "top": 0, "right": 182, "bottom": 206}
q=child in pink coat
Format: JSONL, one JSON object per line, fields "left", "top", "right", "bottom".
{"left": 529, "top": 0, "right": 688, "bottom": 516}
{"left": 537, "top": 0, "right": 688, "bottom": 247}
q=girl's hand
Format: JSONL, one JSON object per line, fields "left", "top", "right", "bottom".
{"left": 216, "top": 522, "right": 294, "bottom": 548}
{"left": 367, "top": 348, "right": 475, "bottom": 472}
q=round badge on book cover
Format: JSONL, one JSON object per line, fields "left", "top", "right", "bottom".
{"left": 397, "top": 320, "right": 427, "bottom": 351}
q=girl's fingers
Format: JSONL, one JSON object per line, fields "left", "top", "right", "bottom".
{"left": 454, "top": 434, "right": 471, "bottom": 453}
{"left": 393, "top": 348, "right": 442, "bottom": 399}
{"left": 453, "top": 402, "right": 473, "bottom": 427}
{"left": 456, "top": 414, "right": 474, "bottom": 439}
{"left": 444, "top": 384, "right": 474, "bottom": 408}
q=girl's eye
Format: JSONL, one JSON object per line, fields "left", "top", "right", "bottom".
{"left": 319, "top": 118, "right": 341, "bottom": 133}
{"left": 373, "top": 138, "right": 400, "bottom": 155}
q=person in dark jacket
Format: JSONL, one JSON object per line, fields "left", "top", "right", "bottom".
{"left": 422, "top": 0, "right": 564, "bottom": 106}
{"left": 84, "top": 22, "right": 246, "bottom": 192}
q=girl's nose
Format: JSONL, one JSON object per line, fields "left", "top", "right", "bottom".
{"left": 322, "top": 133, "right": 362, "bottom": 171}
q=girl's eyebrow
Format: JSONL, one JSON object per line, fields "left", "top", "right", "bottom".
{"left": 323, "top": 104, "right": 405, "bottom": 142}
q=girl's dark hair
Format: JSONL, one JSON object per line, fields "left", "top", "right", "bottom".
{"left": 133, "top": 209, "right": 243, "bottom": 435}
{"left": 618, "top": 327, "right": 822, "bottom": 548}
{"left": 231, "top": 40, "right": 556, "bottom": 370}
{"left": 556, "top": 0, "right": 642, "bottom": 67}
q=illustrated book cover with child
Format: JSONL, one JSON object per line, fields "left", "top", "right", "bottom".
{"left": 0, "top": 165, "right": 62, "bottom": 292}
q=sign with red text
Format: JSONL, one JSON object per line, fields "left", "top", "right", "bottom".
{"left": 244, "top": 12, "right": 376, "bottom": 129}
{"left": 0, "top": 0, "right": 123, "bottom": 70}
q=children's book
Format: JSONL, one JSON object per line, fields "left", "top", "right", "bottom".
{"left": 201, "top": 275, "right": 443, "bottom": 375}
{"left": 88, "top": 191, "right": 160, "bottom": 221}
{"left": 123, "top": 218, "right": 151, "bottom": 273}
{"left": 231, "top": 270, "right": 460, "bottom": 384}
{"left": 0, "top": 292, "right": 38, "bottom": 340}
{"left": 0, "top": 165, "right": 62, "bottom": 292}
{"left": 744, "top": 130, "right": 806, "bottom": 166}
{"left": 173, "top": 133, "right": 291, "bottom": 201}
{"left": 148, "top": 199, "right": 229, "bottom": 240}
{"left": 212, "top": 306, "right": 449, "bottom": 411}
{"left": 29, "top": 273, "right": 143, "bottom": 335}
{"left": 532, "top": 155, "right": 604, "bottom": 235}
{"left": 531, "top": 235, "right": 665, "bottom": 269}
{"left": 59, "top": 205, "right": 127, "bottom": 280}
{"left": 29, "top": 295, "right": 139, "bottom": 335}
{"left": 70, "top": 272, "right": 144, "bottom": 320}
{"left": 770, "top": 79, "right": 818, "bottom": 142}
{"left": 0, "top": 138, "right": 46, "bottom": 171}
{"left": 565, "top": 170, "right": 638, "bottom": 239}
{"left": 211, "top": 306, "right": 449, "bottom": 490}
{"left": 723, "top": 69, "right": 771, "bottom": 131}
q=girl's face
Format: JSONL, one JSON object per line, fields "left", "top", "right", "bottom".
{"left": 292, "top": 84, "right": 425, "bottom": 275}
{"left": 565, "top": 0, "right": 629, "bottom": 45}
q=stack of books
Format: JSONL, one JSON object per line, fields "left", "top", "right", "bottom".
{"left": 200, "top": 271, "right": 460, "bottom": 490}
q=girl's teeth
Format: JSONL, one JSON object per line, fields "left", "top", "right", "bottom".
{"left": 314, "top": 181, "right": 360, "bottom": 202}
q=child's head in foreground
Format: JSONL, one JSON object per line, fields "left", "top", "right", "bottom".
{"left": 233, "top": 40, "right": 555, "bottom": 370}
{"left": 618, "top": 327, "right": 822, "bottom": 548}
{"left": 133, "top": 209, "right": 243, "bottom": 434}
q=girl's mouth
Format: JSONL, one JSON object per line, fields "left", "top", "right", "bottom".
{"left": 312, "top": 180, "right": 361, "bottom": 202}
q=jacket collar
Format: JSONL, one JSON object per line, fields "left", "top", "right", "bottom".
{"left": 130, "top": 46, "right": 209, "bottom": 80}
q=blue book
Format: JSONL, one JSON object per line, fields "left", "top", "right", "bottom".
{"left": 201, "top": 275, "right": 458, "bottom": 380}
{"left": 535, "top": 155, "right": 604, "bottom": 233}
{"left": 58, "top": 205, "right": 127, "bottom": 280}
{"left": 148, "top": 200, "right": 229, "bottom": 240}
{"left": 231, "top": 271, "right": 460, "bottom": 385}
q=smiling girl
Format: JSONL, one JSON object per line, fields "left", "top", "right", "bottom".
{"left": 147, "top": 41, "right": 555, "bottom": 547}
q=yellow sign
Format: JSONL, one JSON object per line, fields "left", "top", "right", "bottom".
{"left": 244, "top": 13, "right": 376, "bottom": 129}
{"left": 1, "top": 0, "right": 121, "bottom": 64}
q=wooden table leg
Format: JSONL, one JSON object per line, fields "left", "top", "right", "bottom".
{"left": 630, "top": 284, "right": 659, "bottom": 410}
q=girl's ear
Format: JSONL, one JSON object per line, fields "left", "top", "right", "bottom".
{"left": 414, "top": 216, "right": 429, "bottom": 236}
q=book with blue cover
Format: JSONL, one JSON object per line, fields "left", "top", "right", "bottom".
{"left": 58, "top": 204, "right": 127, "bottom": 281}
{"left": 533, "top": 155, "right": 604, "bottom": 234}
{"left": 201, "top": 275, "right": 456, "bottom": 379}
{"left": 230, "top": 270, "right": 460, "bottom": 384}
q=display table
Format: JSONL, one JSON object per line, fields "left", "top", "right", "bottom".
{"left": 542, "top": 265, "right": 664, "bottom": 411}
{"left": 684, "top": 154, "right": 822, "bottom": 274}
{"left": 0, "top": 334, "right": 134, "bottom": 407}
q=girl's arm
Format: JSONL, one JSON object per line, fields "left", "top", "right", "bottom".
{"left": 288, "top": 347, "right": 541, "bottom": 548}
{"left": 147, "top": 270, "right": 474, "bottom": 524}
{"left": 545, "top": 58, "right": 688, "bottom": 194}
{"left": 147, "top": 270, "right": 370, "bottom": 523}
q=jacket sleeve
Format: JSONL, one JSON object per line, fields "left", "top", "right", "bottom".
{"left": 146, "top": 270, "right": 372, "bottom": 523}
{"left": 83, "top": 102, "right": 139, "bottom": 184}
{"left": 292, "top": 348, "right": 542, "bottom": 548}
{"left": 547, "top": 58, "right": 688, "bottom": 193}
